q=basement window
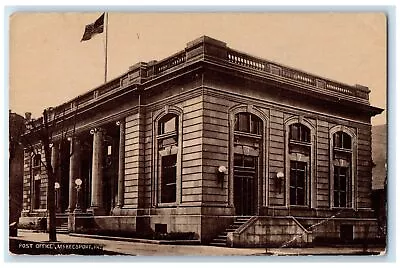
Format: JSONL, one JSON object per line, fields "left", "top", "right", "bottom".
{"left": 340, "top": 224, "right": 354, "bottom": 242}
{"left": 155, "top": 224, "right": 167, "bottom": 234}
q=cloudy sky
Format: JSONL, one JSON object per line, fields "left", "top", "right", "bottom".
{"left": 9, "top": 12, "right": 386, "bottom": 125}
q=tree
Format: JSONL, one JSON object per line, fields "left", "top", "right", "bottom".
{"left": 22, "top": 106, "right": 78, "bottom": 242}
{"left": 9, "top": 112, "right": 26, "bottom": 231}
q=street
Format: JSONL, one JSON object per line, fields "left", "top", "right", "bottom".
{"left": 8, "top": 230, "right": 386, "bottom": 257}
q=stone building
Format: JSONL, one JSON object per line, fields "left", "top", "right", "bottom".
{"left": 20, "top": 36, "right": 383, "bottom": 247}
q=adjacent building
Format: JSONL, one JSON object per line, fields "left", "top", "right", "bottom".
{"left": 371, "top": 124, "right": 387, "bottom": 240}
{"left": 19, "top": 36, "right": 383, "bottom": 247}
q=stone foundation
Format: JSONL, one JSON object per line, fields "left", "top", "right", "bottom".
{"left": 18, "top": 216, "right": 47, "bottom": 230}
{"left": 225, "top": 216, "right": 378, "bottom": 248}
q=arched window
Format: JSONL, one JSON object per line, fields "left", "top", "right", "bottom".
{"left": 33, "top": 154, "right": 41, "bottom": 168}
{"left": 333, "top": 131, "right": 352, "bottom": 150}
{"left": 32, "top": 154, "right": 42, "bottom": 209}
{"left": 234, "top": 112, "right": 262, "bottom": 135}
{"left": 289, "top": 123, "right": 310, "bottom": 143}
{"left": 331, "top": 130, "right": 354, "bottom": 208}
{"left": 232, "top": 112, "right": 263, "bottom": 215}
{"left": 286, "top": 122, "right": 313, "bottom": 207}
{"left": 157, "top": 114, "right": 179, "bottom": 204}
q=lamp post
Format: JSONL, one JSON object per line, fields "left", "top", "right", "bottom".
{"left": 54, "top": 182, "right": 60, "bottom": 213}
{"left": 74, "top": 178, "right": 82, "bottom": 213}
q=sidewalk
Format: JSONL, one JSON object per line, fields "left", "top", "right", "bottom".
{"left": 9, "top": 229, "right": 386, "bottom": 257}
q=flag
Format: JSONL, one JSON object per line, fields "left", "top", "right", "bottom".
{"left": 81, "top": 13, "right": 105, "bottom": 42}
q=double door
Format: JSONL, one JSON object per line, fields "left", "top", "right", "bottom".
{"left": 234, "top": 154, "right": 258, "bottom": 216}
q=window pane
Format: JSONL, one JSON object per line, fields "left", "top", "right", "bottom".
{"left": 234, "top": 154, "right": 242, "bottom": 167}
{"left": 334, "top": 166, "right": 339, "bottom": 189}
{"left": 164, "top": 117, "right": 177, "bottom": 133}
{"left": 290, "top": 188, "right": 296, "bottom": 205}
{"left": 347, "top": 188, "right": 352, "bottom": 208}
{"left": 303, "top": 127, "right": 310, "bottom": 142}
{"left": 340, "top": 192, "right": 346, "bottom": 207}
{"left": 251, "top": 115, "right": 261, "bottom": 135}
{"left": 290, "top": 169, "right": 296, "bottom": 186}
{"left": 333, "top": 165, "right": 350, "bottom": 207}
{"left": 244, "top": 156, "right": 255, "bottom": 168}
{"left": 161, "top": 154, "right": 177, "bottom": 203}
{"left": 297, "top": 171, "right": 305, "bottom": 188}
{"left": 234, "top": 115, "right": 239, "bottom": 131}
{"left": 238, "top": 113, "right": 250, "bottom": 132}
{"left": 33, "top": 155, "right": 41, "bottom": 167}
{"left": 159, "top": 115, "right": 177, "bottom": 135}
{"left": 290, "top": 124, "right": 299, "bottom": 140}
{"left": 340, "top": 166, "right": 347, "bottom": 176}
{"left": 340, "top": 175, "right": 346, "bottom": 192}
{"left": 343, "top": 133, "right": 352, "bottom": 149}
{"left": 334, "top": 133, "right": 340, "bottom": 148}
{"left": 297, "top": 189, "right": 305, "bottom": 205}
{"left": 290, "top": 161, "right": 307, "bottom": 205}
{"left": 334, "top": 192, "right": 339, "bottom": 207}
{"left": 34, "top": 179, "right": 41, "bottom": 209}
{"left": 299, "top": 162, "right": 307, "bottom": 171}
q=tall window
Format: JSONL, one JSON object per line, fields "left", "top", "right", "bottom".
{"left": 290, "top": 161, "right": 306, "bottom": 206}
{"left": 33, "top": 154, "right": 41, "bottom": 168}
{"left": 33, "top": 174, "right": 41, "bottom": 209}
{"left": 333, "top": 166, "right": 351, "bottom": 207}
{"left": 287, "top": 122, "right": 311, "bottom": 206}
{"left": 32, "top": 154, "right": 41, "bottom": 209}
{"left": 233, "top": 112, "right": 263, "bottom": 215}
{"left": 157, "top": 114, "right": 179, "bottom": 203}
{"left": 332, "top": 131, "right": 353, "bottom": 208}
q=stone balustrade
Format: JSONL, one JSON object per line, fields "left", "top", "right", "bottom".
{"left": 40, "top": 36, "right": 371, "bottom": 123}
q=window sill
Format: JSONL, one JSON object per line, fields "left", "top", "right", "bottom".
{"left": 289, "top": 140, "right": 311, "bottom": 147}
{"left": 31, "top": 209, "right": 47, "bottom": 212}
{"left": 157, "top": 131, "right": 178, "bottom": 140}
{"left": 289, "top": 205, "right": 310, "bottom": 209}
{"left": 333, "top": 147, "right": 352, "bottom": 153}
{"left": 157, "top": 202, "right": 178, "bottom": 208}
{"left": 234, "top": 131, "right": 262, "bottom": 139}
{"left": 331, "top": 206, "right": 354, "bottom": 210}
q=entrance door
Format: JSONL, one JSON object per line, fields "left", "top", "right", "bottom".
{"left": 234, "top": 154, "right": 258, "bottom": 215}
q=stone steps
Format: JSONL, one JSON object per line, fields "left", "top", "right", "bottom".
{"left": 56, "top": 222, "right": 69, "bottom": 233}
{"left": 209, "top": 216, "right": 252, "bottom": 247}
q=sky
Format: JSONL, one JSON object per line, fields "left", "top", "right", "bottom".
{"left": 9, "top": 12, "right": 387, "bottom": 125}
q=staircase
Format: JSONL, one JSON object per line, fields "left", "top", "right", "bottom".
{"left": 209, "top": 216, "right": 252, "bottom": 247}
{"left": 56, "top": 222, "right": 69, "bottom": 234}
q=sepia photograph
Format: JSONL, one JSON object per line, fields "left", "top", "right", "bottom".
{"left": 7, "top": 10, "right": 388, "bottom": 257}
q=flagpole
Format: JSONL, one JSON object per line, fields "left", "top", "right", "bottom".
{"left": 104, "top": 12, "right": 108, "bottom": 84}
